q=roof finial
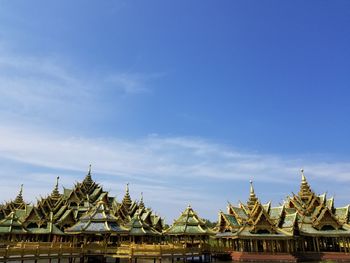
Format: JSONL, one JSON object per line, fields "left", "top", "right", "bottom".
{"left": 122, "top": 183, "right": 132, "bottom": 208}
{"left": 298, "top": 168, "right": 313, "bottom": 200}
{"left": 250, "top": 179, "right": 255, "bottom": 195}
{"left": 14, "top": 184, "right": 24, "bottom": 204}
{"left": 247, "top": 180, "right": 258, "bottom": 210}
{"left": 301, "top": 168, "right": 306, "bottom": 182}
{"left": 139, "top": 192, "right": 145, "bottom": 209}
{"left": 83, "top": 164, "right": 94, "bottom": 186}
{"left": 51, "top": 176, "right": 61, "bottom": 199}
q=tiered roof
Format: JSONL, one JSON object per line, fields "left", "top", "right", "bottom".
{"left": 217, "top": 181, "right": 295, "bottom": 239}
{"left": 217, "top": 170, "right": 350, "bottom": 239}
{"left": 0, "top": 166, "right": 165, "bottom": 239}
{"left": 3, "top": 185, "right": 27, "bottom": 213}
{"left": 66, "top": 201, "right": 128, "bottom": 235}
{"left": 0, "top": 211, "right": 28, "bottom": 234}
{"left": 165, "top": 205, "right": 215, "bottom": 236}
{"left": 128, "top": 211, "right": 161, "bottom": 236}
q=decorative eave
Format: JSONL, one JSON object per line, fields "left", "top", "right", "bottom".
{"left": 312, "top": 207, "right": 343, "bottom": 230}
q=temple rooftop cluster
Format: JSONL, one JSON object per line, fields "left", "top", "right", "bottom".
{"left": 1, "top": 166, "right": 350, "bottom": 261}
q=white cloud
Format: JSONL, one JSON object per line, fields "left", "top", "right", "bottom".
{"left": 1, "top": 124, "right": 350, "bottom": 220}
{"left": 0, "top": 48, "right": 349, "bottom": 221}
{"left": 0, "top": 48, "right": 156, "bottom": 127}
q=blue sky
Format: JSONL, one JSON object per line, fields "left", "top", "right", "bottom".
{"left": 0, "top": 1, "right": 350, "bottom": 221}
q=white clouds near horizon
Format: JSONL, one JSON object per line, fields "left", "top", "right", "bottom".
{"left": 1, "top": 49, "right": 350, "bottom": 221}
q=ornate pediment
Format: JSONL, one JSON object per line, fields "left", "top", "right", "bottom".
{"left": 313, "top": 207, "right": 342, "bottom": 230}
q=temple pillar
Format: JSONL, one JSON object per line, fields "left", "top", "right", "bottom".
{"left": 254, "top": 240, "right": 258, "bottom": 252}
{"left": 312, "top": 237, "right": 316, "bottom": 252}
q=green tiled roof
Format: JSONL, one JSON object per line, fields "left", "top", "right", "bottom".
{"left": 282, "top": 213, "right": 297, "bottom": 229}
{"left": 230, "top": 206, "right": 248, "bottom": 220}
{"left": 29, "top": 222, "right": 64, "bottom": 235}
{"left": 300, "top": 223, "right": 350, "bottom": 237}
{"left": 223, "top": 213, "right": 239, "bottom": 227}
{"left": 269, "top": 206, "right": 284, "bottom": 221}
{"left": 127, "top": 212, "right": 160, "bottom": 236}
{"left": 0, "top": 212, "right": 27, "bottom": 234}
{"left": 335, "top": 206, "right": 349, "bottom": 221}
{"left": 165, "top": 205, "right": 215, "bottom": 236}
{"left": 65, "top": 201, "right": 128, "bottom": 235}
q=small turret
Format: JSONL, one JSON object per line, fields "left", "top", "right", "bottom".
{"left": 139, "top": 192, "right": 145, "bottom": 210}
{"left": 14, "top": 184, "right": 24, "bottom": 205}
{"left": 83, "top": 164, "right": 94, "bottom": 186}
{"left": 122, "top": 183, "right": 132, "bottom": 208}
{"left": 247, "top": 180, "right": 258, "bottom": 210}
{"left": 50, "top": 176, "right": 61, "bottom": 200}
{"left": 298, "top": 169, "right": 313, "bottom": 199}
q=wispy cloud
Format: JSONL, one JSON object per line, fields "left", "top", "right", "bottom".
{"left": 0, "top": 48, "right": 350, "bottom": 221}
{"left": 1, "top": 124, "right": 350, "bottom": 220}
{"left": 0, "top": 47, "right": 156, "bottom": 127}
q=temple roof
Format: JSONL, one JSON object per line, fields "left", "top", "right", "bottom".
{"left": 0, "top": 211, "right": 28, "bottom": 234}
{"left": 127, "top": 212, "right": 161, "bottom": 236}
{"left": 65, "top": 201, "right": 128, "bottom": 235}
{"left": 298, "top": 169, "right": 314, "bottom": 200}
{"left": 28, "top": 213, "right": 65, "bottom": 235}
{"left": 247, "top": 180, "right": 258, "bottom": 210}
{"left": 122, "top": 183, "right": 132, "bottom": 208}
{"left": 50, "top": 176, "right": 61, "bottom": 200}
{"left": 139, "top": 192, "right": 145, "bottom": 210}
{"left": 165, "top": 205, "right": 215, "bottom": 236}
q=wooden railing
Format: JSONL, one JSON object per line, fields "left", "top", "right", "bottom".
{"left": 0, "top": 242, "right": 229, "bottom": 261}
{"left": 0, "top": 242, "right": 82, "bottom": 261}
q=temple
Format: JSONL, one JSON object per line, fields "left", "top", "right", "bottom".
{"left": 215, "top": 170, "right": 350, "bottom": 261}
{"left": 0, "top": 167, "right": 350, "bottom": 262}
{"left": 0, "top": 166, "right": 167, "bottom": 245}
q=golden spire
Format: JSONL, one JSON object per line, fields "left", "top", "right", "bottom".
{"left": 301, "top": 168, "right": 306, "bottom": 182}
{"left": 139, "top": 192, "right": 145, "bottom": 209}
{"left": 122, "top": 183, "right": 132, "bottom": 207}
{"left": 83, "top": 164, "right": 93, "bottom": 186}
{"left": 250, "top": 180, "right": 255, "bottom": 196}
{"left": 14, "top": 184, "right": 24, "bottom": 204}
{"left": 298, "top": 168, "right": 313, "bottom": 199}
{"left": 51, "top": 176, "right": 61, "bottom": 200}
{"left": 247, "top": 180, "right": 258, "bottom": 210}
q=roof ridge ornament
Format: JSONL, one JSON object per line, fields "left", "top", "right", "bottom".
{"left": 250, "top": 180, "right": 255, "bottom": 196}
{"left": 51, "top": 176, "right": 61, "bottom": 200}
{"left": 247, "top": 180, "right": 258, "bottom": 211}
{"left": 14, "top": 184, "right": 24, "bottom": 204}
{"left": 139, "top": 192, "right": 145, "bottom": 210}
{"left": 83, "top": 164, "right": 94, "bottom": 186}
{"left": 122, "top": 183, "right": 132, "bottom": 208}
{"left": 301, "top": 168, "right": 306, "bottom": 183}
